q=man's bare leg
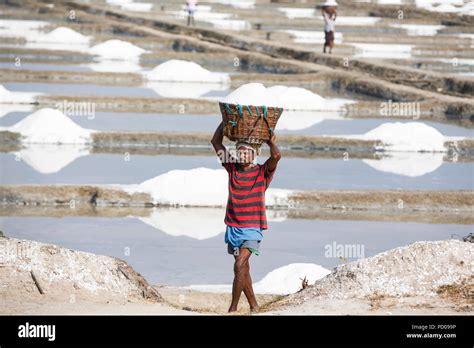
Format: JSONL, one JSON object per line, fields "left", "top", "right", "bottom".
{"left": 242, "top": 267, "right": 259, "bottom": 311}
{"left": 228, "top": 248, "right": 255, "bottom": 312}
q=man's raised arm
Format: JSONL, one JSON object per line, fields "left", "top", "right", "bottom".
{"left": 265, "top": 134, "right": 281, "bottom": 174}
{"left": 211, "top": 121, "right": 226, "bottom": 157}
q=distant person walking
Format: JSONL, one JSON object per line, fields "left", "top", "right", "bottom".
{"left": 322, "top": 0, "right": 337, "bottom": 54}
{"left": 186, "top": 0, "right": 197, "bottom": 26}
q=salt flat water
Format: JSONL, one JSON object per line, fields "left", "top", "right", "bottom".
{"left": 1, "top": 152, "right": 472, "bottom": 191}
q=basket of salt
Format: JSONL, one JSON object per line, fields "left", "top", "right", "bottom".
{"left": 219, "top": 83, "right": 284, "bottom": 145}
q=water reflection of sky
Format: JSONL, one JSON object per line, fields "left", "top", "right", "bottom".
{"left": 1, "top": 153, "right": 472, "bottom": 190}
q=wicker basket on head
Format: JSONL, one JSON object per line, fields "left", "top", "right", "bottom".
{"left": 219, "top": 102, "right": 284, "bottom": 146}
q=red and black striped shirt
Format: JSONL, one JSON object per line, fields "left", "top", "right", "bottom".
{"left": 221, "top": 160, "right": 276, "bottom": 230}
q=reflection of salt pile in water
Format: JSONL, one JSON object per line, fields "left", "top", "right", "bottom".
{"left": 86, "top": 40, "right": 146, "bottom": 73}
{"left": 221, "top": 83, "right": 353, "bottom": 130}
{"left": 0, "top": 19, "right": 48, "bottom": 38}
{"left": 15, "top": 144, "right": 90, "bottom": 174}
{"left": 135, "top": 207, "right": 288, "bottom": 240}
{"left": 147, "top": 60, "right": 229, "bottom": 83}
{"left": 2, "top": 108, "right": 95, "bottom": 144}
{"left": 145, "top": 60, "right": 230, "bottom": 98}
{"left": 138, "top": 208, "right": 226, "bottom": 240}
{"left": 355, "top": 122, "right": 450, "bottom": 152}
{"left": 26, "top": 27, "right": 90, "bottom": 51}
{"left": 188, "top": 263, "right": 331, "bottom": 295}
{"left": 121, "top": 168, "right": 293, "bottom": 207}
{"left": 0, "top": 84, "right": 42, "bottom": 105}
{"left": 363, "top": 153, "right": 445, "bottom": 177}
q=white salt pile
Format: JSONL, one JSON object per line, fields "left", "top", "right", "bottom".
{"left": 0, "top": 84, "right": 42, "bottom": 104}
{"left": 221, "top": 83, "right": 279, "bottom": 107}
{"left": 187, "top": 263, "right": 331, "bottom": 295}
{"left": 267, "top": 86, "right": 325, "bottom": 110}
{"left": 354, "top": 122, "right": 448, "bottom": 152}
{"left": 4, "top": 108, "right": 95, "bottom": 144}
{"left": 221, "top": 83, "right": 352, "bottom": 112}
{"left": 253, "top": 263, "right": 331, "bottom": 295}
{"left": 121, "top": 167, "right": 294, "bottom": 207}
{"left": 363, "top": 152, "right": 444, "bottom": 177}
{"left": 146, "top": 60, "right": 230, "bottom": 84}
{"left": 29, "top": 27, "right": 90, "bottom": 44}
{"left": 89, "top": 39, "right": 146, "bottom": 60}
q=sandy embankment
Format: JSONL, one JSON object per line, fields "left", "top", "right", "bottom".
{"left": 1, "top": 235, "right": 472, "bottom": 315}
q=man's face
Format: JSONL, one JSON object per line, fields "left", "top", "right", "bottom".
{"left": 237, "top": 146, "right": 255, "bottom": 165}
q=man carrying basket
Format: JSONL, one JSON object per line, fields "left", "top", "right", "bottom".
{"left": 211, "top": 121, "right": 281, "bottom": 313}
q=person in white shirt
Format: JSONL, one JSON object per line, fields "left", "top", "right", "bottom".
{"left": 186, "top": 0, "right": 197, "bottom": 26}
{"left": 321, "top": 1, "right": 337, "bottom": 54}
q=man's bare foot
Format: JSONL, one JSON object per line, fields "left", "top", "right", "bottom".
{"left": 250, "top": 306, "right": 260, "bottom": 313}
{"left": 228, "top": 306, "right": 237, "bottom": 313}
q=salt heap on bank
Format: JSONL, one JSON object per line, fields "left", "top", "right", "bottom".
{"left": 0, "top": 84, "right": 41, "bottom": 105}
{"left": 188, "top": 263, "right": 331, "bottom": 295}
{"left": 121, "top": 168, "right": 293, "bottom": 207}
{"left": 221, "top": 83, "right": 351, "bottom": 130}
{"left": 355, "top": 122, "right": 449, "bottom": 152}
{"left": 146, "top": 60, "right": 230, "bottom": 83}
{"left": 25, "top": 27, "right": 90, "bottom": 51}
{"left": 3, "top": 108, "right": 95, "bottom": 144}
{"left": 90, "top": 40, "right": 146, "bottom": 60}
{"left": 221, "top": 83, "right": 350, "bottom": 111}
{"left": 87, "top": 39, "right": 146, "bottom": 72}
